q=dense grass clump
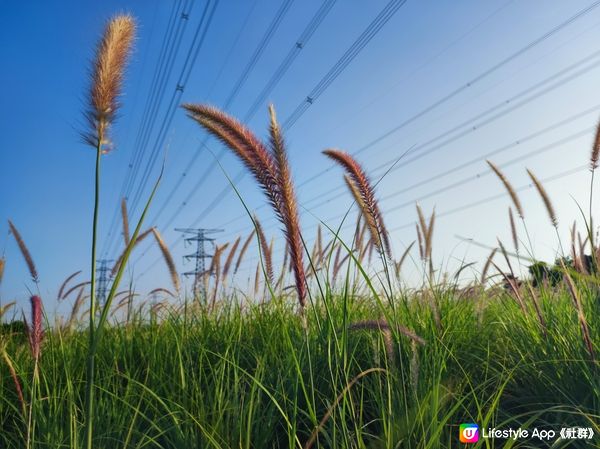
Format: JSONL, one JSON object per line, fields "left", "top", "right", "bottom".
{"left": 0, "top": 284, "right": 598, "bottom": 448}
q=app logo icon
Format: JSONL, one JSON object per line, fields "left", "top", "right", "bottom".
{"left": 460, "top": 424, "right": 479, "bottom": 443}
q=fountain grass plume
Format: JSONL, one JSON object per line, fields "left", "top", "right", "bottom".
{"left": 8, "top": 220, "right": 38, "bottom": 283}
{"left": 254, "top": 216, "right": 274, "bottom": 285}
{"left": 487, "top": 161, "right": 524, "bottom": 218}
{"left": 348, "top": 319, "right": 426, "bottom": 346}
{"left": 324, "top": 149, "right": 392, "bottom": 258}
{"left": 481, "top": 248, "right": 497, "bottom": 284}
{"left": 148, "top": 287, "right": 175, "bottom": 297}
{"left": 527, "top": 169, "right": 557, "bottom": 227}
{"left": 111, "top": 227, "right": 153, "bottom": 276}
{"left": 182, "top": 104, "right": 280, "bottom": 211}
{"left": 183, "top": 103, "right": 307, "bottom": 307}
{"left": 395, "top": 241, "right": 415, "bottom": 278}
{"left": 26, "top": 296, "right": 44, "bottom": 361}
{"left": 508, "top": 207, "right": 519, "bottom": 252}
{"left": 235, "top": 230, "right": 255, "bottom": 274}
{"left": 121, "top": 198, "right": 130, "bottom": 246}
{"left": 83, "top": 15, "right": 136, "bottom": 149}
{"left": 62, "top": 281, "right": 91, "bottom": 300}
{"left": 222, "top": 236, "right": 241, "bottom": 280}
{"left": 151, "top": 228, "right": 180, "bottom": 293}
{"left": 268, "top": 104, "right": 306, "bottom": 305}
{"left": 57, "top": 271, "right": 82, "bottom": 301}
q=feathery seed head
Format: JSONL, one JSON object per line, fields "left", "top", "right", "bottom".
{"left": 486, "top": 160, "right": 524, "bottom": 219}
{"left": 151, "top": 228, "right": 180, "bottom": 293}
{"left": 324, "top": 149, "right": 392, "bottom": 258}
{"left": 27, "top": 295, "right": 44, "bottom": 361}
{"left": 591, "top": 117, "right": 600, "bottom": 170}
{"left": 84, "top": 15, "right": 136, "bottom": 150}
{"left": 8, "top": 220, "right": 38, "bottom": 283}
{"left": 527, "top": 169, "right": 557, "bottom": 227}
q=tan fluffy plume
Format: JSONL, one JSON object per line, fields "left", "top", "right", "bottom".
{"left": 8, "top": 220, "right": 38, "bottom": 283}
{"left": 84, "top": 15, "right": 136, "bottom": 150}
{"left": 324, "top": 149, "right": 392, "bottom": 258}
{"left": 487, "top": 160, "right": 524, "bottom": 218}
{"left": 183, "top": 103, "right": 307, "bottom": 307}
{"left": 151, "top": 228, "right": 180, "bottom": 293}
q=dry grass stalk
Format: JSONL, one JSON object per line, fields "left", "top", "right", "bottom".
{"left": 121, "top": 198, "right": 130, "bottom": 246}
{"left": 508, "top": 207, "right": 519, "bottom": 253}
{"left": 1, "top": 347, "right": 25, "bottom": 416}
{"left": 395, "top": 241, "right": 415, "bottom": 278}
{"left": 1, "top": 301, "right": 16, "bottom": 320}
{"left": 487, "top": 160, "right": 524, "bottom": 218}
{"left": 425, "top": 209, "right": 435, "bottom": 260}
{"left": 276, "top": 245, "right": 290, "bottom": 290}
{"left": 254, "top": 216, "right": 273, "bottom": 284}
{"left": 253, "top": 263, "right": 261, "bottom": 297}
{"left": 111, "top": 227, "right": 153, "bottom": 275}
{"left": 83, "top": 15, "right": 136, "bottom": 149}
{"left": 416, "top": 224, "right": 424, "bottom": 260}
{"left": 148, "top": 287, "right": 175, "bottom": 298}
{"left": 492, "top": 262, "right": 526, "bottom": 314}
{"left": 560, "top": 261, "right": 596, "bottom": 362}
{"left": 527, "top": 169, "right": 557, "bottom": 227}
{"left": 525, "top": 283, "right": 547, "bottom": 338}
{"left": 151, "top": 228, "right": 180, "bottom": 293}
{"left": 184, "top": 103, "right": 307, "bottom": 306}
{"left": 67, "top": 287, "right": 87, "bottom": 330}
{"left": 416, "top": 205, "right": 435, "bottom": 260}
{"left": 325, "top": 149, "right": 392, "bottom": 258}
{"left": 497, "top": 239, "right": 515, "bottom": 277}
{"left": 57, "top": 270, "right": 82, "bottom": 301}
{"left": 303, "top": 367, "right": 385, "bottom": 449}
{"left": 332, "top": 253, "right": 351, "bottom": 284}
{"left": 62, "top": 281, "right": 91, "bottom": 300}
{"left": 481, "top": 248, "right": 497, "bottom": 284}
{"left": 0, "top": 257, "right": 5, "bottom": 285}
{"left": 8, "top": 220, "right": 38, "bottom": 283}
{"left": 332, "top": 244, "right": 342, "bottom": 275}
{"left": 570, "top": 222, "right": 585, "bottom": 273}
{"left": 235, "top": 230, "right": 255, "bottom": 274}
{"left": 210, "top": 244, "right": 228, "bottom": 309}
{"left": 348, "top": 319, "right": 426, "bottom": 346}
{"left": 222, "top": 236, "right": 241, "bottom": 282}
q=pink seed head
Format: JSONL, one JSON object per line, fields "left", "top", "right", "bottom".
{"left": 27, "top": 295, "right": 44, "bottom": 360}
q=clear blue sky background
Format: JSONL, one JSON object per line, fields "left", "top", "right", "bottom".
{"left": 2, "top": 0, "right": 600, "bottom": 318}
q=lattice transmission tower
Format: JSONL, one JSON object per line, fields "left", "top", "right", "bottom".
{"left": 175, "top": 228, "right": 223, "bottom": 301}
{"left": 96, "top": 259, "right": 114, "bottom": 309}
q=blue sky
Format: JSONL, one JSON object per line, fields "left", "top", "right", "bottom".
{"left": 2, "top": 0, "right": 600, "bottom": 317}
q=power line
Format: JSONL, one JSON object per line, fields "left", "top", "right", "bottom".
{"left": 214, "top": 1, "right": 600, "bottom": 232}
{"left": 150, "top": 0, "right": 306, "bottom": 226}
{"left": 127, "top": 0, "right": 219, "bottom": 217}
{"left": 221, "top": 114, "right": 597, "bottom": 250}
{"left": 136, "top": 1, "right": 600, "bottom": 280}
{"left": 102, "top": 0, "right": 187, "bottom": 256}
{"left": 158, "top": 0, "right": 407, "bottom": 245}
{"left": 292, "top": 0, "right": 600, "bottom": 185}
{"left": 283, "top": 0, "right": 408, "bottom": 129}
{"left": 216, "top": 48, "right": 600, "bottom": 240}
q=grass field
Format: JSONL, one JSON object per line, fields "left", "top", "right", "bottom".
{"left": 1, "top": 280, "right": 599, "bottom": 448}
